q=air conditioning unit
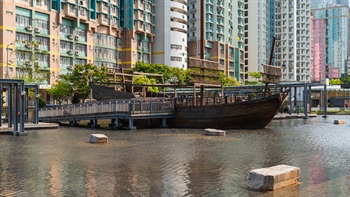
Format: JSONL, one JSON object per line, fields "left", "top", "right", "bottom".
{"left": 26, "top": 25, "right": 32, "bottom": 31}
{"left": 68, "top": 49, "right": 73, "bottom": 55}
{"left": 75, "top": 35, "right": 80, "bottom": 41}
{"left": 75, "top": 51, "right": 80, "bottom": 56}
{"left": 25, "top": 43, "right": 32, "bottom": 49}
{"left": 34, "top": 27, "right": 40, "bottom": 33}
{"left": 67, "top": 65, "right": 73, "bottom": 70}
{"left": 68, "top": 34, "right": 74, "bottom": 40}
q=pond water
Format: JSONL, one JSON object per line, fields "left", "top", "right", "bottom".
{"left": 1, "top": 115, "right": 350, "bottom": 196}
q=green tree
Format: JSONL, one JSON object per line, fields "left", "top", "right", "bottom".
{"left": 48, "top": 81, "right": 71, "bottom": 105}
{"left": 220, "top": 72, "right": 240, "bottom": 86}
{"left": 134, "top": 75, "right": 159, "bottom": 93}
{"left": 133, "top": 62, "right": 192, "bottom": 84}
{"left": 341, "top": 75, "right": 350, "bottom": 84}
{"left": 12, "top": 40, "right": 49, "bottom": 83}
{"left": 245, "top": 72, "right": 262, "bottom": 85}
{"left": 329, "top": 78, "right": 343, "bottom": 85}
{"left": 38, "top": 97, "right": 46, "bottom": 108}
{"left": 61, "top": 63, "right": 108, "bottom": 101}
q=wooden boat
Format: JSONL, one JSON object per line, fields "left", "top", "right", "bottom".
{"left": 172, "top": 61, "right": 287, "bottom": 129}
{"left": 172, "top": 91, "right": 288, "bottom": 129}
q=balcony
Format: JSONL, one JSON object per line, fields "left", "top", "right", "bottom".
{"left": 135, "top": 23, "right": 144, "bottom": 32}
{"left": 64, "top": 4, "right": 77, "bottom": 18}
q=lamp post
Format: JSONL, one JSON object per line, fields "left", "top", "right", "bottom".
{"left": 6, "top": 43, "right": 14, "bottom": 79}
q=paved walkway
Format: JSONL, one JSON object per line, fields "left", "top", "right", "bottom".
{"left": 274, "top": 113, "right": 317, "bottom": 119}
{"left": 0, "top": 122, "right": 59, "bottom": 134}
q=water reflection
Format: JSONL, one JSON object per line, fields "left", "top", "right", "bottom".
{"left": 1, "top": 116, "right": 350, "bottom": 196}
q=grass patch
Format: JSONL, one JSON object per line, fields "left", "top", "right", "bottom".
{"left": 313, "top": 110, "right": 350, "bottom": 115}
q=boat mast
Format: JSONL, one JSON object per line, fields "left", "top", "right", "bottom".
{"left": 263, "top": 37, "right": 276, "bottom": 97}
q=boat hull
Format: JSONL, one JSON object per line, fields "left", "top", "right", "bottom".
{"left": 171, "top": 94, "right": 284, "bottom": 129}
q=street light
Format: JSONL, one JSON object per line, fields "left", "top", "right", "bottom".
{"left": 6, "top": 43, "right": 14, "bottom": 79}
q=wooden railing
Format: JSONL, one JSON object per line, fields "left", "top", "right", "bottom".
{"left": 39, "top": 98, "right": 176, "bottom": 118}
{"left": 175, "top": 94, "right": 265, "bottom": 106}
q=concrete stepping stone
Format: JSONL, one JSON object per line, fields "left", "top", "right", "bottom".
{"left": 334, "top": 120, "right": 345, "bottom": 124}
{"left": 204, "top": 128, "right": 226, "bottom": 136}
{"left": 89, "top": 134, "right": 108, "bottom": 143}
{"left": 247, "top": 164, "right": 300, "bottom": 191}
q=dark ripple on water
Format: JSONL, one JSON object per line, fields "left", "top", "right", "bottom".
{"left": 1, "top": 116, "right": 350, "bottom": 196}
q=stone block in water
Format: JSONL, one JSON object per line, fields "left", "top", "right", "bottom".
{"left": 204, "top": 128, "right": 226, "bottom": 136}
{"left": 89, "top": 134, "right": 108, "bottom": 143}
{"left": 334, "top": 120, "right": 345, "bottom": 124}
{"left": 247, "top": 165, "right": 300, "bottom": 191}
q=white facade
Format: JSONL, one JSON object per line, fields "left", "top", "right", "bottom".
{"left": 152, "top": 1, "right": 188, "bottom": 69}
{"left": 245, "top": 0, "right": 271, "bottom": 77}
{"left": 274, "top": 0, "right": 311, "bottom": 82}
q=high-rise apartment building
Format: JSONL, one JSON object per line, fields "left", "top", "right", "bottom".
{"left": 312, "top": 6, "right": 350, "bottom": 79}
{"left": 274, "top": 0, "right": 311, "bottom": 82}
{"left": 120, "top": 0, "right": 155, "bottom": 68}
{"left": 311, "top": 0, "right": 350, "bottom": 8}
{"left": 152, "top": 1, "right": 188, "bottom": 69}
{"left": 187, "top": 0, "right": 245, "bottom": 82}
{"left": 0, "top": 0, "right": 157, "bottom": 86}
{"left": 334, "top": 0, "right": 349, "bottom": 7}
{"left": 310, "top": 13, "right": 327, "bottom": 82}
{"left": 244, "top": 0, "right": 271, "bottom": 78}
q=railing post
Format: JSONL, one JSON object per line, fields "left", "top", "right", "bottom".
{"left": 323, "top": 84, "right": 328, "bottom": 118}
{"left": 303, "top": 83, "right": 308, "bottom": 119}
{"left": 162, "top": 98, "right": 165, "bottom": 112}
{"left": 13, "top": 84, "right": 18, "bottom": 132}
{"left": 140, "top": 99, "right": 143, "bottom": 113}
{"left": 150, "top": 99, "right": 152, "bottom": 113}
{"left": 8, "top": 85, "right": 12, "bottom": 128}
{"left": 128, "top": 101, "right": 132, "bottom": 114}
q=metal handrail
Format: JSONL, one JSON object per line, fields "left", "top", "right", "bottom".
{"left": 39, "top": 97, "right": 176, "bottom": 118}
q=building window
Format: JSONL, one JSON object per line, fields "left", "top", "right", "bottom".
{"left": 76, "top": 28, "right": 86, "bottom": 41}
{"left": 60, "top": 25, "right": 73, "bottom": 35}
{"left": 75, "top": 59, "right": 86, "bottom": 66}
{"left": 16, "top": 33, "right": 32, "bottom": 42}
{"left": 35, "top": 19, "right": 49, "bottom": 33}
{"left": 60, "top": 41, "right": 73, "bottom": 51}
{"left": 76, "top": 44, "right": 86, "bottom": 55}
{"left": 80, "top": 8, "right": 86, "bottom": 16}
{"left": 35, "top": 36, "right": 49, "bottom": 48}
{"left": 37, "top": 53, "right": 49, "bottom": 66}
{"left": 16, "top": 15, "right": 31, "bottom": 27}
{"left": 69, "top": 4, "right": 75, "bottom": 12}
{"left": 60, "top": 56, "right": 72, "bottom": 67}
{"left": 170, "top": 56, "right": 182, "bottom": 62}
{"left": 170, "top": 44, "right": 182, "bottom": 50}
